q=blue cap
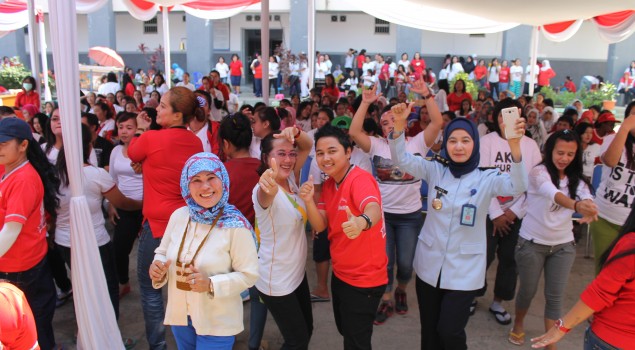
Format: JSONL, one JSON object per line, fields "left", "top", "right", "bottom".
{"left": 0, "top": 117, "right": 33, "bottom": 142}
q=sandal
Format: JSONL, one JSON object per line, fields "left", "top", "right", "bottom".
{"left": 489, "top": 307, "right": 512, "bottom": 325}
{"left": 508, "top": 329, "right": 525, "bottom": 346}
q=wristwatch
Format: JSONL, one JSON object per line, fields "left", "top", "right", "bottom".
{"left": 554, "top": 319, "right": 570, "bottom": 333}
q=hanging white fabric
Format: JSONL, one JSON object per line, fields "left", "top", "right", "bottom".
{"left": 47, "top": 0, "right": 124, "bottom": 348}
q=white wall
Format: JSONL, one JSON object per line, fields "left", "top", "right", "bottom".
{"left": 315, "top": 13, "right": 396, "bottom": 53}
{"left": 538, "top": 21, "right": 608, "bottom": 60}
{"left": 25, "top": 14, "right": 89, "bottom": 53}
{"left": 420, "top": 31, "right": 503, "bottom": 57}
{"left": 115, "top": 13, "right": 186, "bottom": 53}
{"left": 228, "top": 13, "right": 291, "bottom": 52}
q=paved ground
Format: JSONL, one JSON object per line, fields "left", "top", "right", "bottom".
{"left": 52, "top": 228, "right": 595, "bottom": 350}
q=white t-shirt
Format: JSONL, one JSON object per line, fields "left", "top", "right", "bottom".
{"left": 398, "top": 60, "right": 410, "bottom": 71}
{"left": 595, "top": 134, "right": 635, "bottom": 225}
{"left": 525, "top": 65, "right": 539, "bottom": 85}
{"left": 296, "top": 119, "right": 312, "bottom": 133}
{"left": 252, "top": 174, "right": 307, "bottom": 296}
{"left": 55, "top": 166, "right": 116, "bottom": 247}
{"left": 519, "top": 165, "right": 593, "bottom": 245}
{"left": 97, "top": 82, "right": 120, "bottom": 96}
{"left": 44, "top": 144, "right": 98, "bottom": 167}
{"left": 510, "top": 65, "right": 524, "bottom": 82}
{"left": 448, "top": 63, "right": 464, "bottom": 81}
{"left": 488, "top": 66, "right": 500, "bottom": 83}
{"left": 581, "top": 143, "right": 601, "bottom": 179}
{"left": 215, "top": 62, "right": 230, "bottom": 78}
{"left": 309, "top": 147, "right": 372, "bottom": 185}
{"left": 193, "top": 123, "right": 211, "bottom": 153}
{"left": 176, "top": 82, "right": 195, "bottom": 91}
{"left": 363, "top": 75, "right": 377, "bottom": 87}
{"left": 109, "top": 145, "right": 143, "bottom": 201}
{"left": 362, "top": 62, "right": 374, "bottom": 77}
{"left": 315, "top": 62, "right": 328, "bottom": 80}
{"left": 479, "top": 133, "right": 542, "bottom": 219}
{"left": 344, "top": 54, "right": 354, "bottom": 69}
{"left": 289, "top": 62, "right": 300, "bottom": 76}
{"left": 227, "top": 93, "right": 240, "bottom": 114}
{"left": 268, "top": 62, "right": 279, "bottom": 80}
{"left": 210, "top": 88, "right": 225, "bottom": 122}
{"left": 368, "top": 133, "right": 429, "bottom": 213}
{"left": 155, "top": 83, "right": 169, "bottom": 96}
{"left": 98, "top": 119, "right": 115, "bottom": 139}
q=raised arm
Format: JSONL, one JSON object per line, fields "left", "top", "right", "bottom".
{"left": 299, "top": 175, "right": 328, "bottom": 232}
{"left": 602, "top": 115, "right": 635, "bottom": 167}
{"left": 409, "top": 77, "right": 442, "bottom": 148}
{"left": 349, "top": 85, "right": 380, "bottom": 153}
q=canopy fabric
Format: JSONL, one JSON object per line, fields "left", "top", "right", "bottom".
{"left": 47, "top": 0, "right": 124, "bottom": 348}
{"left": 542, "top": 11, "right": 635, "bottom": 43}
{"left": 121, "top": 0, "right": 260, "bottom": 21}
{"left": 0, "top": 0, "right": 28, "bottom": 31}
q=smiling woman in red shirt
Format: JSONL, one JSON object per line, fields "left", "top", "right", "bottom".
{"left": 14, "top": 76, "right": 40, "bottom": 109}
{"left": 128, "top": 86, "right": 203, "bottom": 348}
{"left": 0, "top": 118, "right": 61, "bottom": 350}
{"left": 532, "top": 206, "right": 635, "bottom": 350}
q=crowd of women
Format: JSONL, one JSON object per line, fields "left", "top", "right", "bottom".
{"left": 1, "top": 59, "right": 635, "bottom": 350}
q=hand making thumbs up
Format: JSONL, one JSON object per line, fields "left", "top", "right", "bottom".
{"left": 342, "top": 206, "right": 363, "bottom": 240}
{"left": 299, "top": 175, "right": 315, "bottom": 202}
{"left": 259, "top": 157, "right": 279, "bottom": 197}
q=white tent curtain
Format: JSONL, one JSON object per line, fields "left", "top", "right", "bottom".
{"left": 47, "top": 0, "right": 124, "bottom": 348}
{"left": 120, "top": 0, "right": 158, "bottom": 21}
{"left": 181, "top": 5, "right": 246, "bottom": 19}
{"left": 541, "top": 20, "right": 584, "bottom": 42}
{"left": 594, "top": 12, "right": 635, "bottom": 43}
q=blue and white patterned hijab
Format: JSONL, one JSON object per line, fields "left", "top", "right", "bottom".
{"left": 180, "top": 153, "right": 255, "bottom": 238}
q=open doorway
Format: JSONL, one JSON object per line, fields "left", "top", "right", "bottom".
{"left": 243, "top": 29, "right": 283, "bottom": 84}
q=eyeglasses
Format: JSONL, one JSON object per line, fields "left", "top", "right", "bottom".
{"left": 275, "top": 151, "right": 298, "bottom": 159}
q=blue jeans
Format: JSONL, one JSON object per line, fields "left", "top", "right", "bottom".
{"left": 138, "top": 222, "right": 167, "bottom": 350}
{"left": 384, "top": 210, "right": 424, "bottom": 292}
{"left": 584, "top": 327, "right": 619, "bottom": 350}
{"left": 499, "top": 82, "right": 509, "bottom": 95}
{"left": 254, "top": 78, "right": 262, "bottom": 97}
{"left": 248, "top": 287, "right": 268, "bottom": 350}
{"left": 172, "top": 316, "right": 235, "bottom": 350}
{"left": 0, "top": 256, "right": 57, "bottom": 350}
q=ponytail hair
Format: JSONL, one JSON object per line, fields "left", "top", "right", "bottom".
{"left": 23, "top": 138, "right": 60, "bottom": 221}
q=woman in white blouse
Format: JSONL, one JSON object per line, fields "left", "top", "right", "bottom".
{"left": 509, "top": 130, "right": 598, "bottom": 346}
{"left": 215, "top": 57, "right": 230, "bottom": 84}
{"left": 150, "top": 153, "right": 258, "bottom": 349}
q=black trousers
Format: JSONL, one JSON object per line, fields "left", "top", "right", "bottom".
{"left": 476, "top": 217, "right": 522, "bottom": 300}
{"left": 416, "top": 276, "right": 477, "bottom": 350}
{"left": 0, "top": 256, "right": 57, "bottom": 350}
{"left": 112, "top": 209, "right": 143, "bottom": 285}
{"left": 47, "top": 243, "right": 72, "bottom": 292}
{"left": 259, "top": 275, "right": 313, "bottom": 350}
{"left": 57, "top": 241, "right": 120, "bottom": 319}
{"left": 331, "top": 273, "right": 385, "bottom": 350}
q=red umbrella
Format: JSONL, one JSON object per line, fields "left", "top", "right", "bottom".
{"left": 88, "top": 46, "right": 125, "bottom": 68}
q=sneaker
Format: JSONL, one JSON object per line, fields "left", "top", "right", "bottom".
{"left": 373, "top": 301, "right": 394, "bottom": 325}
{"left": 394, "top": 288, "right": 408, "bottom": 315}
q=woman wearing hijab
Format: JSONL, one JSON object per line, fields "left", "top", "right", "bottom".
{"left": 150, "top": 153, "right": 259, "bottom": 349}
{"left": 388, "top": 105, "right": 529, "bottom": 350}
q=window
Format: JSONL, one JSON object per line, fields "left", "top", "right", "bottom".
{"left": 374, "top": 18, "right": 389, "bottom": 34}
{"left": 144, "top": 17, "right": 158, "bottom": 34}
{"left": 469, "top": 34, "right": 486, "bottom": 38}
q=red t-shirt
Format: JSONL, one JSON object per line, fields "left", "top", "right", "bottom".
{"left": 564, "top": 80, "right": 577, "bottom": 93}
{"left": 224, "top": 157, "right": 261, "bottom": 227}
{"left": 538, "top": 68, "right": 556, "bottom": 86}
{"left": 14, "top": 91, "right": 40, "bottom": 109}
{"left": 321, "top": 86, "right": 340, "bottom": 101}
{"left": 447, "top": 92, "right": 473, "bottom": 113}
{"left": 0, "top": 162, "right": 47, "bottom": 272}
{"left": 318, "top": 166, "right": 387, "bottom": 288}
{"left": 254, "top": 64, "right": 263, "bottom": 79}
{"left": 124, "top": 82, "right": 135, "bottom": 97}
{"left": 229, "top": 60, "right": 243, "bottom": 76}
{"left": 499, "top": 67, "right": 510, "bottom": 83}
{"left": 474, "top": 66, "right": 487, "bottom": 80}
{"left": 128, "top": 128, "right": 203, "bottom": 238}
{"left": 0, "top": 282, "right": 39, "bottom": 350}
{"left": 581, "top": 232, "right": 635, "bottom": 350}
{"left": 356, "top": 55, "right": 365, "bottom": 69}
{"left": 411, "top": 59, "right": 426, "bottom": 73}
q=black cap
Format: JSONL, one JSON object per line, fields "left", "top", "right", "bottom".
{"left": 0, "top": 117, "right": 33, "bottom": 142}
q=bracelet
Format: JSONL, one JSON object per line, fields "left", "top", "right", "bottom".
{"left": 293, "top": 126, "right": 302, "bottom": 139}
{"left": 359, "top": 213, "right": 372, "bottom": 231}
{"left": 574, "top": 200, "right": 580, "bottom": 212}
{"left": 423, "top": 93, "right": 435, "bottom": 100}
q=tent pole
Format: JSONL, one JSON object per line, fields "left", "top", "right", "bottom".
{"left": 261, "top": 0, "right": 269, "bottom": 104}
{"left": 37, "top": 11, "right": 52, "bottom": 101}
{"left": 26, "top": 0, "right": 41, "bottom": 94}
{"left": 162, "top": 7, "right": 171, "bottom": 86}
{"left": 528, "top": 25, "right": 539, "bottom": 97}
{"left": 307, "top": 0, "right": 315, "bottom": 91}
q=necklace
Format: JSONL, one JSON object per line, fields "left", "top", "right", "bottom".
{"left": 335, "top": 164, "right": 354, "bottom": 187}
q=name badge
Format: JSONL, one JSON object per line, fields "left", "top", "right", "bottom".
{"left": 460, "top": 204, "right": 477, "bottom": 227}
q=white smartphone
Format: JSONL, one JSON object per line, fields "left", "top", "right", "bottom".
{"left": 501, "top": 107, "right": 522, "bottom": 139}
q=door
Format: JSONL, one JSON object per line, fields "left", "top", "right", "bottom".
{"left": 243, "top": 29, "right": 283, "bottom": 84}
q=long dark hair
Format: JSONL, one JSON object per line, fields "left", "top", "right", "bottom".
{"left": 599, "top": 206, "right": 635, "bottom": 270}
{"left": 624, "top": 101, "right": 635, "bottom": 169}
{"left": 492, "top": 98, "right": 523, "bottom": 138}
{"left": 257, "top": 131, "right": 282, "bottom": 175}
{"left": 23, "top": 138, "right": 60, "bottom": 221}
{"left": 55, "top": 124, "right": 92, "bottom": 186}
{"left": 219, "top": 113, "right": 252, "bottom": 152}
{"left": 541, "top": 130, "right": 592, "bottom": 198}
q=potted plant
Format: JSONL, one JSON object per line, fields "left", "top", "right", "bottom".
{"left": 599, "top": 82, "right": 618, "bottom": 111}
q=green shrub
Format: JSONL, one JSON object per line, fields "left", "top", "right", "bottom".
{"left": 0, "top": 64, "right": 31, "bottom": 89}
{"left": 449, "top": 72, "right": 479, "bottom": 98}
